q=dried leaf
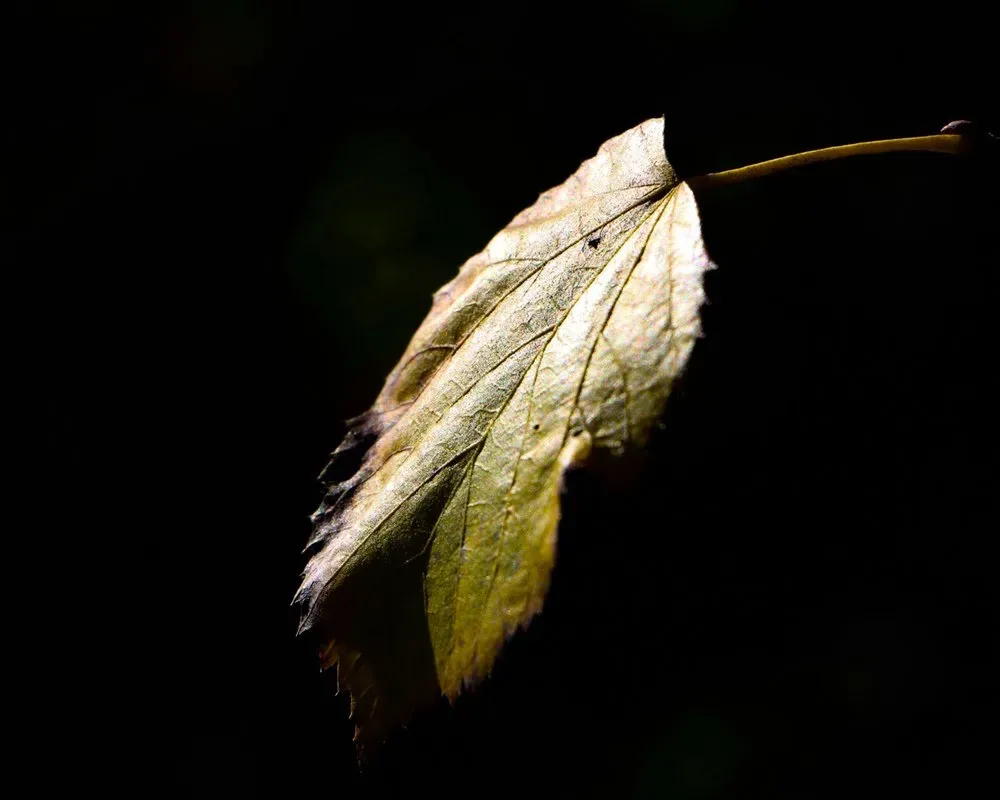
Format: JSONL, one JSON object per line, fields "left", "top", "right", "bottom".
{"left": 295, "top": 117, "right": 714, "bottom": 744}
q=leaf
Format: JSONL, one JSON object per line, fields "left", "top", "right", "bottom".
{"left": 295, "top": 117, "right": 715, "bottom": 745}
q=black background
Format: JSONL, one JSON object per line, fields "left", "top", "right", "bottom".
{"left": 16, "top": 2, "right": 996, "bottom": 798}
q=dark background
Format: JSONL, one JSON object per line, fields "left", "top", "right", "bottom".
{"left": 16, "top": 2, "right": 996, "bottom": 797}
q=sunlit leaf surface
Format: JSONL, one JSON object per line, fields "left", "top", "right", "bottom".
{"left": 295, "top": 118, "right": 714, "bottom": 744}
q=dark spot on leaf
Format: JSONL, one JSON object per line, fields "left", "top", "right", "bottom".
{"left": 587, "top": 236, "right": 601, "bottom": 249}
{"left": 532, "top": 423, "right": 540, "bottom": 430}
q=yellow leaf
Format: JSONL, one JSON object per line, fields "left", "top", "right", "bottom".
{"left": 295, "top": 117, "right": 714, "bottom": 744}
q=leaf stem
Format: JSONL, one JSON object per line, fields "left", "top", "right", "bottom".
{"left": 687, "top": 134, "right": 968, "bottom": 190}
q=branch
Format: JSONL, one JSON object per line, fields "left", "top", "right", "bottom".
{"left": 687, "top": 134, "right": 970, "bottom": 190}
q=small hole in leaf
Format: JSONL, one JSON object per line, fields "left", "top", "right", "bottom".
{"left": 587, "top": 237, "right": 601, "bottom": 249}
{"left": 532, "top": 424, "right": 540, "bottom": 430}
